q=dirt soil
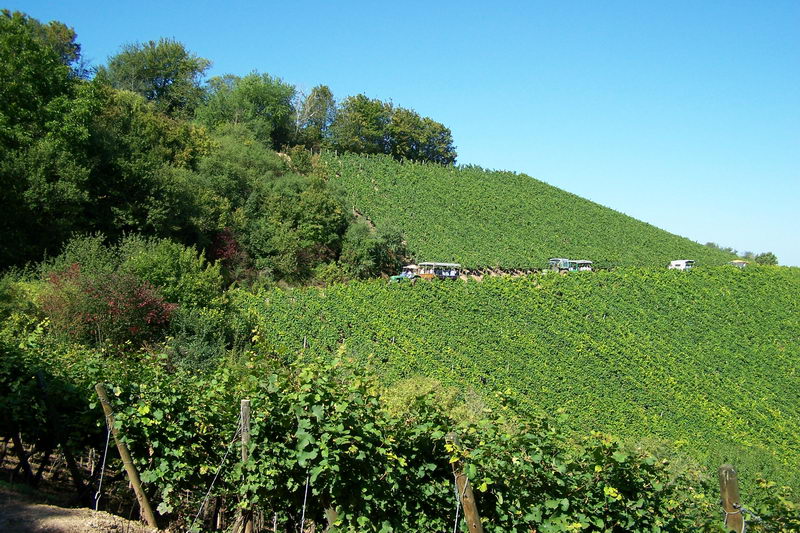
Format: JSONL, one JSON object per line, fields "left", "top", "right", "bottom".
{"left": 0, "top": 486, "right": 159, "bottom": 533}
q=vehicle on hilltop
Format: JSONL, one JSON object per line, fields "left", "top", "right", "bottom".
{"left": 390, "top": 262, "right": 461, "bottom": 282}
{"left": 668, "top": 259, "right": 695, "bottom": 270}
{"left": 549, "top": 258, "right": 593, "bottom": 272}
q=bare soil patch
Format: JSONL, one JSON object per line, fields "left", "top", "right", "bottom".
{"left": 0, "top": 486, "right": 158, "bottom": 533}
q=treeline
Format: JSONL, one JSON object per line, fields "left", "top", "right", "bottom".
{"left": 0, "top": 10, "right": 454, "bottom": 277}
{"left": 704, "top": 242, "right": 778, "bottom": 265}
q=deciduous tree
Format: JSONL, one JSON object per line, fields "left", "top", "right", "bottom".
{"left": 328, "top": 94, "right": 392, "bottom": 155}
{"left": 755, "top": 251, "right": 778, "bottom": 265}
{"left": 196, "top": 72, "right": 295, "bottom": 148}
{"left": 294, "top": 84, "right": 336, "bottom": 150}
{"left": 96, "top": 38, "right": 210, "bottom": 118}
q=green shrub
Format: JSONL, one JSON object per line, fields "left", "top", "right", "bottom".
{"left": 339, "top": 220, "right": 408, "bottom": 279}
{"left": 118, "top": 235, "right": 223, "bottom": 307}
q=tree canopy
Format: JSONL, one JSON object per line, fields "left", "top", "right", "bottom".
{"left": 1, "top": 10, "right": 455, "bottom": 276}
{"left": 96, "top": 38, "right": 211, "bottom": 118}
{"left": 329, "top": 94, "right": 456, "bottom": 164}
{"left": 293, "top": 84, "right": 336, "bottom": 150}
{"left": 196, "top": 72, "right": 295, "bottom": 149}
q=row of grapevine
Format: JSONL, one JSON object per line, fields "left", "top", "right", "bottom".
{"left": 242, "top": 266, "right": 800, "bottom": 494}
{"left": 2, "top": 324, "right": 737, "bottom": 532}
{"left": 323, "top": 152, "right": 738, "bottom": 269}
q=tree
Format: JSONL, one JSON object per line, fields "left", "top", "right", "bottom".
{"left": 242, "top": 176, "right": 348, "bottom": 280}
{"left": 81, "top": 87, "right": 210, "bottom": 241}
{"left": 387, "top": 108, "right": 456, "bottom": 164}
{"left": 329, "top": 94, "right": 457, "bottom": 164}
{"left": 418, "top": 116, "right": 457, "bottom": 164}
{"left": 0, "top": 10, "right": 74, "bottom": 147}
{"left": 0, "top": 11, "right": 84, "bottom": 268}
{"left": 96, "top": 38, "right": 210, "bottom": 118}
{"left": 196, "top": 73, "right": 295, "bottom": 148}
{"left": 27, "top": 14, "right": 86, "bottom": 77}
{"left": 754, "top": 252, "right": 778, "bottom": 265}
{"left": 294, "top": 85, "right": 336, "bottom": 150}
{"left": 328, "top": 94, "right": 392, "bottom": 155}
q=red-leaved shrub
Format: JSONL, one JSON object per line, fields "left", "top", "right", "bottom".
{"left": 41, "top": 263, "right": 177, "bottom": 347}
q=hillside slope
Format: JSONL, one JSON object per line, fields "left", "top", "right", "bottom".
{"left": 243, "top": 266, "right": 800, "bottom": 492}
{"left": 324, "top": 152, "right": 736, "bottom": 268}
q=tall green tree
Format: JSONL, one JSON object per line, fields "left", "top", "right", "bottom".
{"left": 755, "top": 251, "right": 778, "bottom": 265}
{"left": 242, "top": 175, "right": 348, "bottom": 280}
{"left": 0, "top": 10, "right": 83, "bottom": 267}
{"left": 82, "top": 87, "right": 209, "bottom": 240}
{"left": 0, "top": 10, "right": 74, "bottom": 147}
{"left": 196, "top": 73, "right": 295, "bottom": 149}
{"left": 27, "top": 15, "right": 86, "bottom": 77}
{"left": 417, "top": 116, "right": 456, "bottom": 164}
{"left": 386, "top": 108, "right": 456, "bottom": 164}
{"left": 328, "top": 94, "right": 393, "bottom": 155}
{"left": 293, "top": 84, "right": 336, "bottom": 150}
{"left": 329, "top": 94, "right": 456, "bottom": 164}
{"left": 96, "top": 38, "right": 210, "bottom": 118}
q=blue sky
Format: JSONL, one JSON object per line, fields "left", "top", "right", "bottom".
{"left": 12, "top": 1, "right": 800, "bottom": 265}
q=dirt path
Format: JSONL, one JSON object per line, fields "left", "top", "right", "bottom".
{"left": 0, "top": 487, "right": 158, "bottom": 533}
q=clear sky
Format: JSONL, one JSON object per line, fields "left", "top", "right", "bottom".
{"left": 11, "top": 1, "right": 800, "bottom": 265}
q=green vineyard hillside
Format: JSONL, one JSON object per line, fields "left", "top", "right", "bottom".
{"left": 325, "top": 152, "right": 737, "bottom": 268}
{"left": 243, "top": 266, "right": 800, "bottom": 492}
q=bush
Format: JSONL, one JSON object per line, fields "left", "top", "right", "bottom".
{"left": 164, "top": 305, "right": 230, "bottom": 369}
{"left": 40, "top": 263, "right": 176, "bottom": 347}
{"left": 39, "top": 233, "right": 116, "bottom": 279}
{"left": 339, "top": 221, "right": 409, "bottom": 279}
{"left": 118, "top": 235, "right": 223, "bottom": 307}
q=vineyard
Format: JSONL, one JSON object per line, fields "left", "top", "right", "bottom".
{"left": 243, "top": 266, "right": 800, "bottom": 493}
{"left": 4, "top": 250, "right": 800, "bottom": 529}
{"left": 3, "top": 8, "right": 798, "bottom": 530}
{"left": 324, "top": 152, "right": 737, "bottom": 269}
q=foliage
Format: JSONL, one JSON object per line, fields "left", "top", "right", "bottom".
{"left": 0, "top": 326, "right": 103, "bottom": 476}
{"left": 339, "top": 220, "right": 409, "bottom": 279}
{"left": 39, "top": 233, "right": 117, "bottom": 279}
{"left": 84, "top": 87, "right": 210, "bottom": 237}
{"left": 104, "top": 352, "right": 723, "bottom": 531}
{"left": 117, "top": 235, "right": 223, "bottom": 308}
{"left": 387, "top": 107, "right": 457, "bottom": 164}
{"left": 294, "top": 84, "right": 336, "bottom": 150}
{"left": 40, "top": 263, "right": 176, "bottom": 347}
{"left": 2, "top": 269, "right": 799, "bottom": 529}
{"left": 326, "top": 152, "right": 740, "bottom": 268}
{"left": 754, "top": 252, "right": 778, "bottom": 266}
{"left": 748, "top": 479, "right": 800, "bottom": 532}
{"left": 38, "top": 234, "right": 223, "bottom": 347}
{"left": 0, "top": 10, "right": 74, "bottom": 147}
{"left": 329, "top": 94, "right": 392, "bottom": 155}
{"left": 196, "top": 72, "right": 295, "bottom": 148}
{"left": 242, "top": 266, "right": 800, "bottom": 495}
{"left": 0, "top": 75, "right": 212, "bottom": 268}
{"left": 242, "top": 175, "right": 349, "bottom": 281}
{"left": 0, "top": 9, "right": 80, "bottom": 267}
{"left": 96, "top": 38, "right": 210, "bottom": 118}
{"left": 0, "top": 271, "right": 39, "bottom": 321}
{"left": 328, "top": 95, "right": 456, "bottom": 164}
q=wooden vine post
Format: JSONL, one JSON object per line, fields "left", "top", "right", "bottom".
{"left": 719, "top": 464, "right": 745, "bottom": 533}
{"left": 240, "top": 399, "right": 253, "bottom": 533}
{"left": 446, "top": 432, "right": 484, "bottom": 533}
{"left": 94, "top": 383, "right": 158, "bottom": 529}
